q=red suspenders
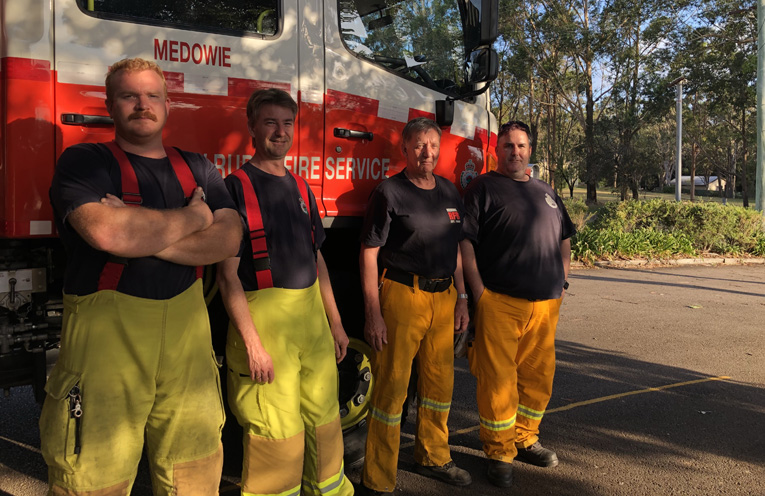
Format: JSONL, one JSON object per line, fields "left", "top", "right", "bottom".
{"left": 231, "top": 167, "right": 313, "bottom": 290}
{"left": 98, "top": 141, "right": 204, "bottom": 291}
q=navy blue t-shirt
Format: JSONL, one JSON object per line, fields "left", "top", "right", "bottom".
{"left": 361, "top": 171, "right": 464, "bottom": 279}
{"left": 462, "top": 171, "right": 576, "bottom": 300}
{"left": 225, "top": 163, "right": 326, "bottom": 291}
{"left": 50, "top": 143, "right": 235, "bottom": 299}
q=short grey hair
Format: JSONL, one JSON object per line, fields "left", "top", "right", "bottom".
{"left": 402, "top": 117, "right": 441, "bottom": 143}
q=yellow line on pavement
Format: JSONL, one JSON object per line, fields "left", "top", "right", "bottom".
{"left": 0, "top": 434, "right": 42, "bottom": 454}
{"left": 401, "top": 375, "right": 731, "bottom": 447}
{"left": 547, "top": 375, "right": 731, "bottom": 414}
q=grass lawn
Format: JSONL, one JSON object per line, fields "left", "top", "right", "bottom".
{"left": 564, "top": 187, "right": 746, "bottom": 207}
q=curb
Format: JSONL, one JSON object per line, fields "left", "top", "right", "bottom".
{"left": 572, "top": 257, "right": 765, "bottom": 269}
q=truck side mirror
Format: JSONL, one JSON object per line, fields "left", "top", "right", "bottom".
{"left": 465, "top": 46, "right": 498, "bottom": 85}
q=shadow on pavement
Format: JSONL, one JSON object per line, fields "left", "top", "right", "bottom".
{"left": 2, "top": 339, "right": 763, "bottom": 495}
{"left": 374, "top": 341, "right": 764, "bottom": 495}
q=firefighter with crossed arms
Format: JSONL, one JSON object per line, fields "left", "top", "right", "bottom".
{"left": 43, "top": 58, "right": 240, "bottom": 495}
{"left": 358, "top": 117, "right": 472, "bottom": 495}
{"left": 216, "top": 88, "right": 353, "bottom": 496}
{"left": 460, "top": 120, "right": 575, "bottom": 489}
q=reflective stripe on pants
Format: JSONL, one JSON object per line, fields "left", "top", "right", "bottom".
{"left": 39, "top": 279, "right": 225, "bottom": 495}
{"left": 469, "top": 289, "right": 561, "bottom": 462}
{"left": 226, "top": 280, "right": 352, "bottom": 496}
{"left": 363, "top": 278, "right": 457, "bottom": 492}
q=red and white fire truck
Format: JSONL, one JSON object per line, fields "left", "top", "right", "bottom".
{"left": 1, "top": 0, "right": 499, "bottom": 450}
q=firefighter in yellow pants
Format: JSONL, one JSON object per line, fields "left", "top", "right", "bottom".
{"left": 226, "top": 281, "right": 349, "bottom": 496}
{"left": 217, "top": 88, "right": 352, "bottom": 496}
{"left": 469, "top": 290, "right": 562, "bottom": 460}
{"left": 359, "top": 117, "right": 471, "bottom": 495}
{"left": 460, "top": 120, "right": 575, "bottom": 488}
{"left": 362, "top": 277, "right": 459, "bottom": 492}
{"left": 44, "top": 59, "right": 241, "bottom": 495}
{"left": 40, "top": 280, "right": 225, "bottom": 495}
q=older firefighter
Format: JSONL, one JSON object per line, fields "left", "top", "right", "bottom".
{"left": 358, "top": 117, "right": 472, "bottom": 495}
{"left": 42, "top": 58, "right": 240, "bottom": 495}
{"left": 217, "top": 88, "right": 352, "bottom": 496}
{"left": 460, "top": 121, "right": 576, "bottom": 488}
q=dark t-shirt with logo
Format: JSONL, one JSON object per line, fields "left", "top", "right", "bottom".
{"left": 462, "top": 171, "right": 576, "bottom": 300}
{"left": 225, "top": 163, "right": 326, "bottom": 291}
{"left": 361, "top": 171, "right": 464, "bottom": 279}
{"left": 50, "top": 143, "right": 236, "bottom": 299}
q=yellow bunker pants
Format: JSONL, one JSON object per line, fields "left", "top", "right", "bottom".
{"left": 469, "top": 289, "right": 562, "bottom": 462}
{"left": 39, "top": 279, "right": 225, "bottom": 496}
{"left": 226, "top": 280, "right": 352, "bottom": 496}
{"left": 363, "top": 278, "right": 457, "bottom": 493}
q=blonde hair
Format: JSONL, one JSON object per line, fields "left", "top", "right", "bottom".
{"left": 105, "top": 58, "right": 167, "bottom": 101}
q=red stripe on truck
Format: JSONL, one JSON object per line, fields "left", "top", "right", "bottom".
{"left": 163, "top": 71, "right": 185, "bottom": 93}
{"left": 326, "top": 89, "right": 378, "bottom": 116}
{"left": 475, "top": 127, "right": 489, "bottom": 146}
{"left": 228, "top": 78, "right": 290, "bottom": 98}
{"left": 2, "top": 57, "right": 51, "bottom": 81}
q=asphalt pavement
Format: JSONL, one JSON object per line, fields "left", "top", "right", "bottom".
{"left": 2, "top": 264, "right": 764, "bottom": 495}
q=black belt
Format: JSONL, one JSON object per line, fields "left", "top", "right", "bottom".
{"left": 383, "top": 267, "right": 452, "bottom": 293}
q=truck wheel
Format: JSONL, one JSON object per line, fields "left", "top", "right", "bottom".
{"left": 339, "top": 337, "right": 373, "bottom": 465}
{"left": 342, "top": 420, "right": 368, "bottom": 468}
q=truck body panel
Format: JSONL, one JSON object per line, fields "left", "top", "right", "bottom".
{"left": 1, "top": 0, "right": 499, "bottom": 421}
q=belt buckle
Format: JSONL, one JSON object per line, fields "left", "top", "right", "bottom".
{"left": 419, "top": 278, "right": 436, "bottom": 292}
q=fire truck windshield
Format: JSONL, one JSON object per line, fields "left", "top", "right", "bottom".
{"left": 339, "top": 0, "right": 494, "bottom": 97}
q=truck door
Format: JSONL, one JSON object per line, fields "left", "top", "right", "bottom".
{"left": 322, "top": 0, "right": 496, "bottom": 220}
{"left": 52, "top": 0, "right": 313, "bottom": 191}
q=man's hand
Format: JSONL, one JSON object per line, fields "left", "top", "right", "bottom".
{"left": 454, "top": 298, "right": 469, "bottom": 334}
{"left": 331, "top": 322, "right": 349, "bottom": 363}
{"left": 100, "top": 193, "right": 126, "bottom": 208}
{"left": 364, "top": 313, "right": 388, "bottom": 352}
{"left": 187, "top": 187, "right": 214, "bottom": 231}
{"left": 245, "top": 341, "right": 275, "bottom": 384}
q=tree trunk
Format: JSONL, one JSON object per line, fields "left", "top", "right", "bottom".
{"left": 551, "top": 90, "right": 558, "bottom": 189}
{"left": 690, "top": 92, "right": 697, "bottom": 202}
{"left": 690, "top": 142, "right": 697, "bottom": 202}
{"left": 583, "top": 0, "right": 597, "bottom": 204}
{"left": 741, "top": 106, "right": 749, "bottom": 208}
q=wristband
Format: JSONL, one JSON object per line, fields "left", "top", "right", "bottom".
{"left": 457, "top": 293, "right": 469, "bottom": 299}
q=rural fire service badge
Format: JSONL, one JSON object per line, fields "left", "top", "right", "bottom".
{"left": 299, "top": 196, "right": 308, "bottom": 214}
{"left": 545, "top": 193, "right": 558, "bottom": 208}
{"left": 460, "top": 160, "right": 478, "bottom": 189}
{"left": 446, "top": 208, "right": 461, "bottom": 223}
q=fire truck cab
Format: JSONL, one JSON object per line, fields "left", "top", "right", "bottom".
{"left": 1, "top": 0, "right": 499, "bottom": 446}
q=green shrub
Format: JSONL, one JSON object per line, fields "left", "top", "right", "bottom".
{"left": 571, "top": 199, "right": 765, "bottom": 262}
{"left": 562, "top": 197, "right": 593, "bottom": 231}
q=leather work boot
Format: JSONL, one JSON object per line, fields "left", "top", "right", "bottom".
{"left": 514, "top": 441, "right": 559, "bottom": 468}
{"left": 354, "top": 482, "right": 391, "bottom": 496}
{"left": 486, "top": 459, "right": 513, "bottom": 488}
{"left": 415, "top": 461, "right": 472, "bottom": 486}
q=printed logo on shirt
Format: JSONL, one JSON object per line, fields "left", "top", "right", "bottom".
{"left": 446, "top": 208, "right": 461, "bottom": 223}
{"left": 299, "top": 196, "right": 309, "bottom": 214}
{"left": 545, "top": 193, "right": 558, "bottom": 209}
{"left": 460, "top": 159, "right": 478, "bottom": 189}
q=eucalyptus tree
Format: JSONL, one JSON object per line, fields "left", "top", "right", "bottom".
{"left": 664, "top": 0, "right": 756, "bottom": 205}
